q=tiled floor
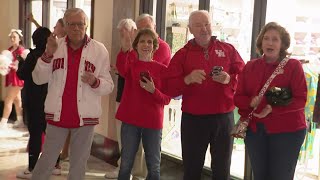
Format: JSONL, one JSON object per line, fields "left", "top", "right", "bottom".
{"left": 0, "top": 125, "right": 115, "bottom": 180}
{"left": 1, "top": 123, "right": 318, "bottom": 180}
{"left": 0, "top": 124, "right": 194, "bottom": 180}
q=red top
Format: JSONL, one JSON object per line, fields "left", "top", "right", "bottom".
{"left": 48, "top": 42, "right": 83, "bottom": 128}
{"left": 6, "top": 46, "right": 24, "bottom": 87}
{"left": 154, "top": 38, "right": 171, "bottom": 66}
{"left": 162, "top": 37, "right": 245, "bottom": 115}
{"left": 234, "top": 57, "right": 307, "bottom": 133}
{"left": 116, "top": 51, "right": 171, "bottom": 129}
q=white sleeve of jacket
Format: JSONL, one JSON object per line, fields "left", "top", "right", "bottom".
{"left": 91, "top": 44, "right": 114, "bottom": 95}
{"left": 32, "top": 57, "right": 52, "bottom": 85}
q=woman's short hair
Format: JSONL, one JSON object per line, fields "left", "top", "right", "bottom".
{"left": 57, "top": 18, "right": 65, "bottom": 27}
{"left": 132, "top": 28, "right": 159, "bottom": 52}
{"left": 256, "top": 22, "right": 291, "bottom": 60}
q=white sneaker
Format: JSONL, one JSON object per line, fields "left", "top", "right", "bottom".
{"left": 0, "top": 122, "right": 8, "bottom": 129}
{"left": 52, "top": 165, "right": 62, "bottom": 175}
{"left": 104, "top": 169, "right": 119, "bottom": 179}
{"left": 12, "top": 120, "right": 25, "bottom": 128}
{"left": 16, "top": 169, "right": 32, "bottom": 179}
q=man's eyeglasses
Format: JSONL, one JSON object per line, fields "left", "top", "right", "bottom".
{"left": 66, "top": 22, "right": 86, "bottom": 28}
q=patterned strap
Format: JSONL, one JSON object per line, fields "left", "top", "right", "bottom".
{"left": 246, "top": 57, "right": 290, "bottom": 120}
{"left": 257, "top": 57, "right": 290, "bottom": 98}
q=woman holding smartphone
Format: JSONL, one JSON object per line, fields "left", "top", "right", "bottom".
{"left": 116, "top": 28, "right": 171, "bottom": 180}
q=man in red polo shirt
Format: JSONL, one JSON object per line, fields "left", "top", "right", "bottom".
{"left": 31, "top": 8, "right": 114, "bottom": 180}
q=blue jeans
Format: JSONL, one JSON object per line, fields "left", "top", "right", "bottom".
{"left": 118, "top": 122, "right": 162, "bottom": 180}
{"left": 245, "top": 123, "right": 306, "bottom": 180}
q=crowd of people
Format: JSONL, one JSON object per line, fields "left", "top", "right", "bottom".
{"left": 0, "top": 6, "right": 308, "bottom": 180}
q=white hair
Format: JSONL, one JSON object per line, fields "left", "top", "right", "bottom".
{"left": 117, "top": 19, "right": 137, "bottom": 30}
{"left": 136, "top": 14, "right": 155, "bottom": 26}
{"left": 63, "top": 8, "right": 89, "bottom": 28}
{"left": 188, "top": 10, "right": 210, "bottom": 25}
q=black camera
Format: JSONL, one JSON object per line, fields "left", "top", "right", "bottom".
{"left": 265, "top": 87, "right": 292, "bottom": 106}
{"left": 210, "top": 66, "right": 223, "bottom": 76}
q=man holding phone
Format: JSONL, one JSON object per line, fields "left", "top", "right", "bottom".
{"left": 162, "top": 10, "right": 245, "bottom": 180}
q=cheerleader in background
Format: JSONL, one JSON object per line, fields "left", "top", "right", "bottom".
{"left": 0, "top": 29, "right": 25, "bottom": 129}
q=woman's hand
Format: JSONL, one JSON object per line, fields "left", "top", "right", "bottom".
{"left": 140, "top": 77, "right": 155, "bottom": 94}
{"left": 253, "top": 105, "right": 272, "bottom": 118}
{"left": 250, "top": 96, "right": 261, "bottom": 108}
{"left": 10, "top": 61, "right": 19, "bottom": 70}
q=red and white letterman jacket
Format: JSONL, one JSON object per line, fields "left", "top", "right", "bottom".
{"left": 32, "top": 36, "right": 114, "bottom": 126}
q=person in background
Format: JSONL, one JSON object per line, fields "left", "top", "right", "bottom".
{"left": 0, "top": 29, "right": 25, "bottom": 129}
{"left": 16, "top": 27, "right": 62, "bottom": 179}
{"left": 116, "top": 28, "right": 171, "bottom": 180}
{"left": 162, "top": 10, "right": 245, "bottom": 180}
{"left": 27, "top": 13, "right": 66, "bottom": 38}
{"left": 104, "top": 14, "right": 171, "bottom": 180}
{"left": 234, "top": 22, "right": 307, "bottom": 180}
{"left": 104, "top": 18, "right": 137, "bottom": 179}
{"left": 135, "top": 14, "right": 171, "bottom": 66}
{"left": 30, "top": 8, "right": 114, "bottom": 180}
{"left": 27, "top": 12, "right": 70, "bottom": 161}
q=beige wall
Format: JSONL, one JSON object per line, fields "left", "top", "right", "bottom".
{"left": 92, "top": 0, "right": 116, "bottom": 140}
{"left": 0, "top": 0, "right": 19, "bottom": 99}
{"left": 94, "top": 0, "right": 139, "bottom": 141}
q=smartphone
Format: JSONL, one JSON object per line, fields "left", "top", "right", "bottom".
{"left": 140, "top": 71, "right": 151, "bottom": 83}
{"left": 210, "top": 66, "right": 223, "bottom": 76}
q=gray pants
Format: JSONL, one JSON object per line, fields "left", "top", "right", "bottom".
{"left": 31, "top": 124, "right": 95, "bottom": 180}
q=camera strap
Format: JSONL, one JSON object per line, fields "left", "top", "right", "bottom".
{"left": 247, "top": 57, "right": 290, "bottom": 119}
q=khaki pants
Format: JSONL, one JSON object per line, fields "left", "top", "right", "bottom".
{"left": 31, "top": 124, "right": 94, "bottom": 180}
{"left": 115, "top": 102, "right": 147, "bottom": 179}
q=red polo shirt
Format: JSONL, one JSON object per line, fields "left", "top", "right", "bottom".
{"left": 48, "top": 42, "right": 83, "bottom": 128}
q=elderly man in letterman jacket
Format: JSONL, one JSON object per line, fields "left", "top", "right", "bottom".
{"left": 31, "top": 8, "right": 114, "bottom": 180}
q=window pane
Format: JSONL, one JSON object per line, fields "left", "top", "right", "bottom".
{"left": 162, "top": 1, "right": 199, "bottom": 160}
{"left": 162, "top": 0, "right": 254, "bottom": 179}
{"left": 209, "top": 1, "right": 254, "bottom": 178}
{"left": 164, "top": 0, "right": 199, "bottom": 55}
{"left": 75, "top": 0, "right": 92, "bottom": 37}
{"left": 210, "top": 0, "right": 254, "bottom": 63}
{"left": 266, "top": 0, "right": 320, "bottom": 179}
{"left": 30, "top": 0, "right": 42, "bottom": 47}
{"left": 50, "top": 0, "right": 67, "bottom": 31}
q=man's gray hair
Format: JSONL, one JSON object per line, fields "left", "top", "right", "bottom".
{"left": 63, "top": 8, "right": 89, "bottom": 28}
{"left": 136, "top": 13, "right": 155, "bottom": 25}
{"left": 117, "top": 19, "right": 137, "bottom": 30}
{"left": 188, "top": 10, "right": 210, "bottom": 25}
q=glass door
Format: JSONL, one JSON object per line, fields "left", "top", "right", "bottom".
{"left": 266, "top": 0, "right": 320, "bottom": 179}
{"left": 49, "top": 0, "right": 68, "bottom": 31}
{"left": 161, "top": 0, "right": 254, "bottom": 179}
{"left": 209, "top": 1, "right": 254, "bottom": 179}
{"left": 162, "top": 0, "right": 199, "bottom": 159}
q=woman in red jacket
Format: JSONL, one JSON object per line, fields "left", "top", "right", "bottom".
{"left": 234, "top": 22, "right": 307, "bottom": 180}
{"left": 116, "top": 28, "right": 170, "bottom": 180}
